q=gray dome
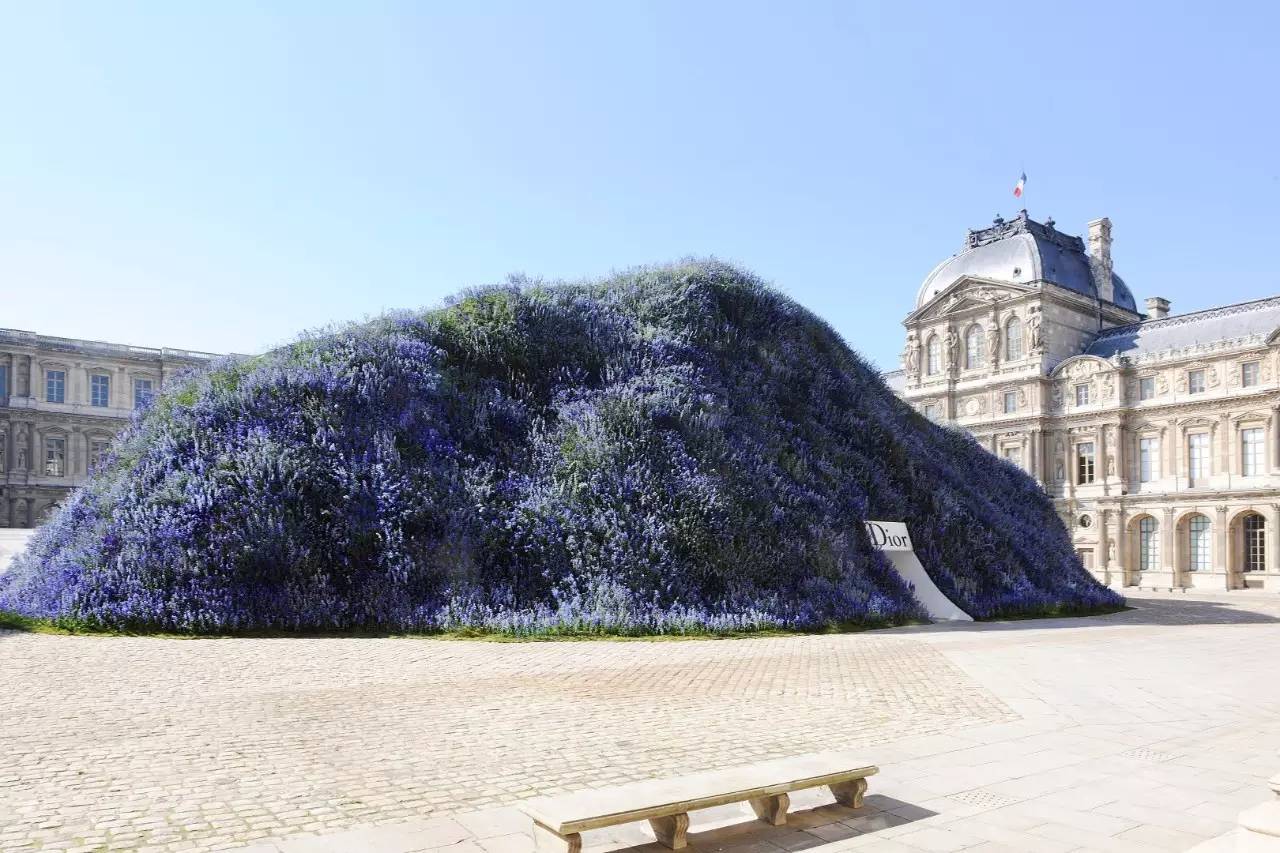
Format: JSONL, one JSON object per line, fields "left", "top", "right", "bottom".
{"left": 916, "top": 212, "right": 1137, "bottom": 313}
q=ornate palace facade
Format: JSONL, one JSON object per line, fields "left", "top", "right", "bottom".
{"left": 887, "top": 211, "right": 1280, "bottom": 591}
{"left": 0, "top": 329, "right": 216, "bottom": 527}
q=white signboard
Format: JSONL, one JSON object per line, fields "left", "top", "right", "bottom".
{"left": 863, "top": 519, "right": 972, "bottom": 622}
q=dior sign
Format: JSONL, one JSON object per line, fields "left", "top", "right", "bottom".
{"left": 863, "top": 520, "right": 913, "bottom": 552}
{"left": 862, "top": 520, "right": 972, "bottom": 622}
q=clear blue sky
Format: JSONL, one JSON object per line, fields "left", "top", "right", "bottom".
{"left": 3, "top": 2, "right": 1277, "bottom": 370}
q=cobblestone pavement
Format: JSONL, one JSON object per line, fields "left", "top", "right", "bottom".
{"left": 0, "top": 620, "right": 1010, "bottom": 851}
{"left": 235, "top": 591, "right": 1280, "bottom": 853}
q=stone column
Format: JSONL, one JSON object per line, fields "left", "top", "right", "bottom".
{"left": 1271, "top": 404, "right": 1280, "bottom": 472}
{"left": 1115, "top": 508, "right": 1128, "bottom": 585}
{"left": 1028, "top": 429, "right": 1039, "bottom": 479}
{"left": 1268, "top": 504, "right": 1280, "bottom": 578}
{"left": 1064, "top": 436, "right": 1074, "bottom": 497}
{"left": 1163, "top": 507, "right": 1177, "bottom": 588}
{"left": 1099, "top": 508, "right": 1112, "bottom": 583}
{"left": 1215, "top": 505, "right": 1230, "bottom": 589}
{"left": 17, "top": 354, "right": 30, "bottom": 397}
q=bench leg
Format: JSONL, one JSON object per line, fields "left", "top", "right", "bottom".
{"left": 532, "top": 820, "right": 581, "bottom": 853}
{"left": 830, "top": 777, "right": 869, "bottom": 809}
{"left": 648, "top": 813, "right": 690, "bottom": 849}
{"left": 749, "top": 792, "right": 790, "bottom": 825}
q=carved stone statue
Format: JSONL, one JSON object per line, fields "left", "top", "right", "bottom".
{"left": 1028, "top": 310, "right": 1044, "bottom": 352}
{"left": 15, "top": 425, "right": 28, "bottom": 471}
{"left": 1107, "top": 455, "right": 1117, "bottom": 478}
{"left": 1055, "top": 460, "right": 1065, "bottom": 482}
{"left": 903, "top": 334, "right": 920, "bottom": 377}
{"left": 1108, "top": 541, "right": 1117, "bottom": 564}
{"left": 944, "top": 327, "right": 959, "bottom": 369}
{"left": 986, "top": 319, "right": 1001, "bottom": 363}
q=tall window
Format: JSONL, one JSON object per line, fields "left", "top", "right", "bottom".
{"left": 1244, "top": 513, "right": 1266, "bottom": 572}
{"left": 1242, "top": 362, "right": 1260, "bottom": 387}
{"left": 133, "top": 378, "right": 154, "bottom": 410}
{"left": 1139, "top": 437, "right": 1159, "bottom": 482}
{"left": 923, "top": 403, "right": 940, "bottom": 421}
{"left": 1077, "top": 442, "right": 1096, "bottom": 484}
{"left": 925, "top": 336, "right": 940, "bottom": 375}
{"left": 1005, "top": 317, "right": 1023, "bottom": 360}
{"left": 1075, "top": 384, "right": 1090, "bottom": 406}
{"left": 1003, "top": 390, "right": 1017, "bottom": 414}
{"left": 90, "top": 439, "right": 111, "bottom": 472}
{"left": 45, "top": 436, "right": 66, "bottom": 477}
{"left": 46, "top": 369, "right": 66, "bottom": 403}
{"left": 1139, "top": 377, "right": 1156, "bottom": 400}
{"left": 91, "top": 374, "right": 110, "bottom": 408}
{"left": 1139, "top": 517, "right": 1159, "bottom": 571}
{"left": 964, "top": 325, "right": 985, "bottom": 370}
{"left": 1188, "top": 432, "right": 1210, "bottom": 485}
{"left": 1188, "top": 369, "right": 1206, "bottom": 394}
{"left": 1188, "top": 515, "right": 1210, "bottom": 572}
{"left": 0, "top": 364, "right": 7, "bottom": 399}
{"left": 1242, "top": 427, "right": 1265, "bottom": 476}
{"left": 0, "top": 431, "right": 6, "bottom": 472}
{"left": 1002, "top": 446, "right": 1021, "bottom": 466}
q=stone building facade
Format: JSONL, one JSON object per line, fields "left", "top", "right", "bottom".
{"left": 887, "top": 211, "right": 1280, "bottom": 591}
{"left": 0, "top": 329, "right": 216, "bottom": 527}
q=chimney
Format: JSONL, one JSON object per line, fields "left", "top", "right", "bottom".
{"left": 1145, "top": 297, "right": 1171, "bottom": 320}
{"left": 1087, "top": 217, "right": 1114, "bottom": 303}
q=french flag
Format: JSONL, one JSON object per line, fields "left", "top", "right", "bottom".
{"left": 1013, "top": 172, "right": 1027, "bottom": 198}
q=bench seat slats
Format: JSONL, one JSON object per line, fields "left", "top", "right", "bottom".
{"left": 521, "top": 750, "right": 878, "bottom": 834}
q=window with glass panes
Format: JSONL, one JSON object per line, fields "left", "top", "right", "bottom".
{"left": 1188, "top": 515, "right": 1210, "bottom": 571}
{"left": 45, "top": 436, "right": 66, "bottom": 476}
{"left": 1242, "top": 427, "right": 1265, "bottom": 476}
{"left": 1002, "top": 446, "right": 1020, "bottom": 466}
{"left": 1075, "top": 384, "right": 1090, "bottom": 406}
{"left": 0, "top": 365, "right": 7, "bottom": 399}
{"left": 46, "top": 369, "right": 65, "bottom": 403}
{"left": 1139, "top": 517, "right": 1159, "bottom": 571}
{"left": 1003, "top": 391, "right": 1017, "bottom": 413}
{"left": 1005, "top": 317, "right": 1023, "bottom": 359}
{"left": 90, "top": 374, "right": 110, "bottom": 407}
{"left": 926, "top": 337, "right": 940, "bottom": 375}
{"left": 133, "top": 378, "right": 154, "bottom": 409}
{"left": 1188, "top": 369, "right": 1206, "bottom": 394}
{"left": 1242, "top": 362, "right": 1260, "bottom": 387}
{"left": 1244, "top": 514, "right": 1266, "bottom": 572}
{"left": 1076, "top": 442, "right": 1095, "bottom": 484}
{"left": 1139, "top": 436, "right": 1159, "bottom": 482}
{"left": 1139, "top": 376, "right": 1155, "bottom": 400}
{"left": 90, "top": 439, "right": 110, "bottom": 472}
{"left": 964, "top": 325, "right": 985, "bottom": 369}
{"left": 1188, "top": 432, "right": 1209, "bottom": 485}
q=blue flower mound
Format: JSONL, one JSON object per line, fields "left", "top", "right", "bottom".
{"left": 0, "top": 262, "right": 1121, "bottom": 633}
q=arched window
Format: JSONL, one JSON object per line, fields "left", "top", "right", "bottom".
{"left": 1244, "top": 513, "right": 1266, "bottom": 572}
{"left": 1139, "top": 517, "right": 1159, "bottom": 571}
{"left": 1005, "top": 316, "right": 1023, "bottom": 360}
{"left": 1188, "top": 515, "right": 1210, "bottom": 571}
{"left": 925, "top": 335, "right": 940, "bottom": 375}
{"left": 964, "top": 325, "right": 985, "bottom": 370}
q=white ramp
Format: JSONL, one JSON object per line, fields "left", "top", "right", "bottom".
{"left": 865, "top": 520, "right": 972, "bottom": 622}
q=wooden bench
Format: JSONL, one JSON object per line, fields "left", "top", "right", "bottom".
{"left": 519, "top": 750, "right": 878, "bottom": 851}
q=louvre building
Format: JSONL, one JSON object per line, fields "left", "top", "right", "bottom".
{"left": 887, "top": 211, "right": 1280, "bottom": 591}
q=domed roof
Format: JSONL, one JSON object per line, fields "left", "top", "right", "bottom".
{"left": 915, "top": 212, "right": 1137, "bottom": 313}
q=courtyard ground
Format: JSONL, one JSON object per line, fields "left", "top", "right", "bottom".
{"left": 1, "top": 591, "right": 1276, "bottom": 853}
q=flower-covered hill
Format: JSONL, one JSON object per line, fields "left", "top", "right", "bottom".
{"left": 0, "top": 261, "right": 1120, "bottom": 633}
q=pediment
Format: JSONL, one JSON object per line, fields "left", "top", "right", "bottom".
{"left": 1050, "top": 355, "right": 1111, "bottom": 380}
{"left": 908, "top": 276, "right": 1033, "bottom": 322}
